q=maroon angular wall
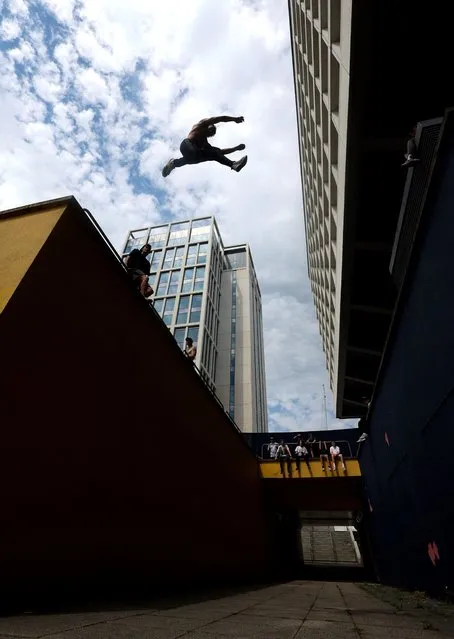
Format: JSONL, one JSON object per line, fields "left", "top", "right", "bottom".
{"left": 0, "top": 202, "right": 272, "bottom": 597}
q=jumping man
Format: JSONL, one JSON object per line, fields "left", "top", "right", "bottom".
{"left": 162, "top": 115, "right": 248, "bottom": 177}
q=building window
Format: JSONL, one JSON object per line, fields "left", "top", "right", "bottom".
{"left": 150, "top": 250, "right": 162, "bottom": 271}
{"left": 124, "top": 228, "right": 148, "bottom": 253}
{"left": 163, "top": 297, "right": 176, "bottom": 326}
{"left": 154, "top": 298, "right": 164, "bottom": 314}
{"left": 174, "top": 327, "right": 186, "bottom": 350}
{"left": 186, "top": 245, "right": 198, "bottom": 266}
{"left": 168, "top": 221, "right": 190, "bottom": 246}
{"left": 202, "top": 333, "right": 209, "bottom": 369}
{"left": 168, "top": 270, "right": 181, "bottom": 295}
{"left": 181, "top": 266, "right": 206, "bottom": 293}
{"left": 198, "top": 242, "right": 208, "bottom": 264}
{"left": 174, "top": 246, "right": 185, "bottom": 268}
{"left": 190, "top": 293, "right": 202, "bottom": 323}
{"left": 163, "top": 247, "right": 175, "bottom": 269}
{"left": 225, "top": 248, "right": 247, "bottom": 270}
{"left": 174, "top": 326, "right": 200, "bottom": 354}
{"left": 190, "top": 218, "right": 211, "bottom": 243}
{"left": 194, "top": 266, "right": 205, "bottom": 291}
{"left": 156, "top": 270, "right": 180, "bottom": 296}
{"left": 149, "top": 225, "right": 168, "bottom": 248}
{"left": 187, "top": 325, "right": 199, "bottom": 344}
{"left": 183, "top": 267, "right": 194, "bottom": 293}
{"left": 157, "top": 271, "right": 169, "bottom": 296}
{"left": 176, "top": 295, "right": 190, "bottom": 324}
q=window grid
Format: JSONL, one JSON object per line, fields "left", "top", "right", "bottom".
{"left": 290, "top": 0, "right": 345, "bottom": 388}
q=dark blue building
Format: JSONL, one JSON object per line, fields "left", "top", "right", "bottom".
{"left": 360, "top": 110, "right": 454, "bottom": 594}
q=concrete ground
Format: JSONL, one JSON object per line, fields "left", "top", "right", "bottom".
{"left": 1, "top": 580, "right": 453, "bottom": 638}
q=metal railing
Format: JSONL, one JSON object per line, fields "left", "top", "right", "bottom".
{"left": 260, "top": 439, "right": 353, "bottom": 460}
{"left": 82, "top": 208, "right": 243, "bottom": 436}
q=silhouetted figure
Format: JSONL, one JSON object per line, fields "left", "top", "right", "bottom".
{"left": 402, "top": 126, "right": 420, "bottom": 168}
{"left": 162, "top": 115, "right": 247, "bottom": 177}
{"left": 319, "top": 440, "right": 330, "bottom": 472}
{"left": 125, "top": 243, "right": 154, "bottom": 298}
{"left": 305, "top": 433, "right": 316, "bottom": 457}
{"left": 268, "top": 437, "right": 279, "bottom": 460}
{"left": 276, "top": 440, "right": 292, "bottom": 477}
{"left": 295, "top": 443, "right": 311, "bottom": 474}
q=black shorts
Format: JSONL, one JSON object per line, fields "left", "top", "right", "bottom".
{"left": 180, "top": 138, "right": 222, "bottom": 162}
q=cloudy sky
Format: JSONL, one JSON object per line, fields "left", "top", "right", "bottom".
{"left": 0, "top": 0, "right": 356, "bottom": 432}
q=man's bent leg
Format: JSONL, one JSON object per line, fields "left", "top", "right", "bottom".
{"left": 139, "top": 275, "right": 151, "bottom": 298}
{"left": 339, "top": 454, "right": 346, "bottom": 471}
{"left": 173, "top": 156, "right": 190, "bottom": 168}
{"left": 198, "top": 146, "right": 234, "bottom": 167}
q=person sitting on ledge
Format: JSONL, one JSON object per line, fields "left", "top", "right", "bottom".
{"left": 330, "top": 441, "right": 346, "bottom": 472}
{"left": 124, "top": 243, "right": 154, "bottom": 299}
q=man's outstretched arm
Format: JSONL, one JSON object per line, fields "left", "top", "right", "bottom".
{"left": 203, "top": 115, "right": 244, "bottom": 125}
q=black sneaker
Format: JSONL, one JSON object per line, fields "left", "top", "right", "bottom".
{"left": 162, "top": 159, "right": 175, "bottom": 177}
{"left": 232, "top": 155, "right": 248, "bottom": 172}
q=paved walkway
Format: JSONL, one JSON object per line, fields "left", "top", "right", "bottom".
{"left": 1, "top": 581, "right": 453, "bottom": 638}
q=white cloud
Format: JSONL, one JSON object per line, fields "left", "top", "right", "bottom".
{"left": 0, "top": 0, "right": 357, "bottom": 433}
{"left": 33, "top": 61, "right": 64, "bottom": 102}
{"left": 39, "top": 0, "right": 74, "bottom": 23}
{"left": 76, "top": 67, "right": 109, "bottom": 105}
{"left": 8, "top": 41, "right": 34, "bottom": 63}
{"left": 0, "top": 17, "right": 20, "bottom": 39}
{"left": 74, "top": 28, "right": 118, "bottom": 73}
{"left": 7, "top": 0, "right": 28, "bottom": 15}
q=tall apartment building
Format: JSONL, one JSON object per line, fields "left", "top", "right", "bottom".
{"left": 122, "top": 217, "right": 268, "bottom": 433}
{"left": 289, "top": 0, "right": 352, "bottom": 400}
{"left": 288, "top": 0, "right": 451, "bottom": 419}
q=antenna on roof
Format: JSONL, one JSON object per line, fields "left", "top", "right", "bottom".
{"left": 322, "top": 385, "right": 328, "bottom": 430}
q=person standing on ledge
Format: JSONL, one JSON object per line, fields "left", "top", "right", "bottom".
{"left": 162, "top": 115, "right": 248, "bottom": 177}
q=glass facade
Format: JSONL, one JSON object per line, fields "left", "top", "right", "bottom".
{"left": 122, "top": 218, "right": 268, "bottom": 432}
{"left": 123, "top": 217, "right": 219, "bottom": 388}
{"left": 225, "top": 248, "right": 247, "bottom": 270}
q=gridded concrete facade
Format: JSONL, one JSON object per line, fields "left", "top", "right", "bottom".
{"left": 122, "top": 219, "right": 268, "bottom": 433}
{"left": 289, "top": 0, "right": 352, "bottom": 393}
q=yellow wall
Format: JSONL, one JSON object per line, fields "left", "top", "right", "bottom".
{"left": 0, "top": 205, "right": 66, "bottom": 314}
{"left": 260, "top": 459, "right": 361, "bottom": 479}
